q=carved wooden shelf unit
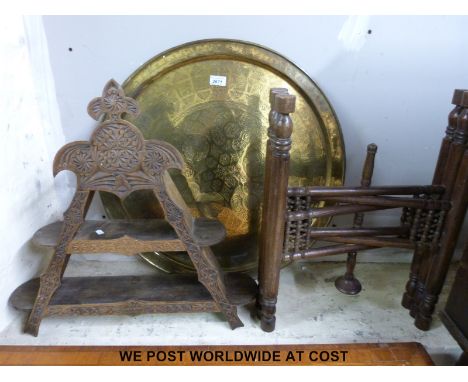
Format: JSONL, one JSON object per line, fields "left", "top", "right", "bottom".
{"left": 10, "top": 80, "right": 257, "bottom": 336}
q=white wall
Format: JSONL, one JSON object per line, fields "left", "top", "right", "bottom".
{"left": 42, "top": 15, "right": 467, "bottom": 253}
{"left": 42, "top": 16, "right": 467, "bottom": 182}
{"left": 0, "top": 16, "right": 67, "bottom": 332}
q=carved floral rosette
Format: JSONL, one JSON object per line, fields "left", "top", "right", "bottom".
{"left": 53, "top": 79, "right": 184, "bottom": 199}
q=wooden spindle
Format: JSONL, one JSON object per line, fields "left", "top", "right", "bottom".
{"left": 305, "top": 195, "right": 312, "bottom": 250}
{"left": 308, "top": 226, "right": 408, "bottom": 238}
{"left": 257, "top": 90, "right": 296, "bottom": 332}
{"left": 284, "top": 244, "right": 372, "bottom": 261}
{"left": 288, "top": 185, "right": 445, "bottom": 197}
{"left": 335, "top": 143, "right": 377, "bottom": 295}
{"left": 255, "top": 88, "right": 288, "bottom": 318}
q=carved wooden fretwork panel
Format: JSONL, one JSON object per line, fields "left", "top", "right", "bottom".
{"left": 53, "top": 79, "right": 184, "bottom": 199}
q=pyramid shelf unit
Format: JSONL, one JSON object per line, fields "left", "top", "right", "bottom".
{"left": 10, "top": 80, "right": 257, "bottom": 336}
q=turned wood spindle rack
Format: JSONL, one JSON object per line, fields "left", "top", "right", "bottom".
{"left": 257, "top": 88, "right": 468, "bottom": 333}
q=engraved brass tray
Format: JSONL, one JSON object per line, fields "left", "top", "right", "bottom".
{"left": 100, "top": 39, "right": 345, "bottom": 273}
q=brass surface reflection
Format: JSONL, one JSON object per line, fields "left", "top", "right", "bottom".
{"left": 100, "top": 39, "right": 345, "bottom": 273}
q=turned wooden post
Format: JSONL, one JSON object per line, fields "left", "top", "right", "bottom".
{"left": 402, "top": 89, "right": 466, "bottom": 313}
{"left": 335, "top": 143, "right": 377, "bottom": 295}
{"left": 433, "top": 89, "right": 466, "bottom": 182}
{"left": 255, "top": 88, "right": 287, "bottom": 317}
{"left": 415, "top": 90, "right": 468, "bottom": 330}
{"left": 257, "top": 90, "right": 296, "bottom": 332}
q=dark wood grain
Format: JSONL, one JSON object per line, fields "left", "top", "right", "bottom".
{"left": 10, "top": 273, "right": 257, "bottom": 312}
{"left": 283, "top": 244, "right": 373, "bottom": 262}
{"left": 32, "top": 217, "right": 226, "bottom": 253}
{"left": 257, "top": 90, "right": 296, "bottom": 332}
{"left": 323, "top": 236, "right": 415, "bottom": 249}
{"left": 288, "top": 185, "right": 445, "bottom": 197}
{"left": 308, "top": 226, "right": 408, "bottom": 238}
{"left": 313, "top": 195, "right": 450, "bottom": 210}
{"left": 414, "top": 90, "right": 468, "bottom": 330}
{"left": 259, "top": 87, "right": 467, "bottom": 333}
{"left": 402, "top": 89, "right": 467, "bottom": 315}
{"left": 335, "top": 143, "right": 377, "bottom": 295}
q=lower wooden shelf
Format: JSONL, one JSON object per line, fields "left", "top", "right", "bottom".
{"left": 10, "top": 273, "right": 257, "bottom": 317}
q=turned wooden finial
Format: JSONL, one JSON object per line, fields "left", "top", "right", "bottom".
{"left": 461, "top": 90, "right": 468, "bottom": 108}
{"left": 452, "top": 91, "right": 468, "bottom": 146}
{"left": 361, "top": 143, "right": 378, "bottom": 188}
{"left": 452, "top": 89, "right": 466, "bottom": 106}
{"left": 273, "top": 93, "right": 296, "bottom": 114}
{"left": 445, "top": 89, "right": 467, "bottom": 139}
{"left": 270, "top": 93, "right": 296, "bottom": 142}
{"left": 366, "top": 143, "right": 378, "bottom": 153}
{"left": 269, "top": 88, "right": 289, "bottom": 126}
{"left": 269, "top": 88, "right": 288, "bottom": 105}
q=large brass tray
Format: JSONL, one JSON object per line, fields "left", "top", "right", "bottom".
{"left": 100, "top": 39, "right": 345, "bottom": 273}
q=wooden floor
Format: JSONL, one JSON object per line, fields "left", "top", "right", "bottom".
{"left": 0, "top": 342, "right": 433, "bottom": 365}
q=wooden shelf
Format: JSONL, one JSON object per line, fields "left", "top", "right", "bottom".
{"left": 10, "top": 273, "right": 257, "bottom": 316}
{"left": 19, "top": 80, "right": 248, "bottom": 334}
{"left": 32, "top": 218, "right": 226, "bottom": 255}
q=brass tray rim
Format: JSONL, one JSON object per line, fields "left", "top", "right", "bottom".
{"left": 123, "top": 39, "right": 346, "bottom": 157}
